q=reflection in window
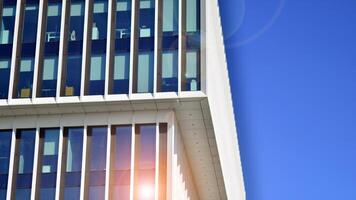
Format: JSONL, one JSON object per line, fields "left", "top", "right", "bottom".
{"left": 111, "top": 125, "right": 132, "bottom": 199}
{"left": 137, "top": 52, "right": 154, "bottom": 93}
{"left": 14, "top": 2, "right": 39, "bottom": 98}
{"left": 134, "top": 0, "right": 155, "bottom": 93}
{"left": 134, "top": 124, "right": 156, "bottom": 200}
{"left": 86, "top": 0, "right": 108, "bottom": 95}
{"left": 0, "top": 2, "right": 16, "bottom": 99}
{"left": 14, "top": 129, "right": 36, "bottom": 200}
{"left": 63, "top": 128, "right": 83, "bottom": 200}
{"left": 38, "top": 128, "right": 59, "bottom": 200}
{"left": 158, "top": 0, "right": 178, "bottom": 92}
{"left": 183, "top": 0, "right": 200, "bottom": 91}
{"left": 0, "top": 130, "right": 12, "bottom": 199}
{"left": 62, "top": 1, "right": 85, "bottom": 96}
{"left": 87, "top": 127, "right": 107, "bottom": 200}
{"left": 111, "top": 0, "right": 132, "bottom": 94}
{"left": 38, "top": 2, "right": 62, "bottom": 97}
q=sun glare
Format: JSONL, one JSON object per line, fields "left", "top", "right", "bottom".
{"left": 139, "top": 184, "right": 155, "bottom": 199}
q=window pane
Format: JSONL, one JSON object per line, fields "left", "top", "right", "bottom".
{"left": 186, "top": 0, "right": 198, "bottom": 33}
{"left": 64, "top": 128, "right": 83, "bottom": 199}
{"left": 16, "top": 58, "right": 34, "bottom": 98}
{"left": 88, "top": 55, "right": 105, "bottom": 95}
{"left": 185, "top": 51, "right": 199, "bottom": 91}
{"left": 15, "top": 129, "right": 36, "bottom": 200}
{"left": 38, "top": 2, "right": 62, "bottom": 97}
{"left": 160, "top": 51, "right": 178, "bottom": 92}
{"left": 112, "top": 125, "right": 131, "bottom": 200}
{"left": 88, "top": 127, "right": 107, "bottom": 200}
{"left": 137, "top": 52, "right": 154, "bottom": 93}
{"left": 62, "top": 1, "right": 85, "bottom": 96}
{"left": 134, "top": 124, "right": 156, "bottom": 200}
{"left": 38, "top": 129, "right": 59, "bottom": 200}
{"left": 0, "top": 130, "right": 12, "bottom": 199}
{"left": 162, "top": 0, "right": 178, "bottom": 34}
{"left": 0, "top": 2, "right": 16, "bottom": 99}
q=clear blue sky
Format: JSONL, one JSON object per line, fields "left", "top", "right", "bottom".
{"left": 218, "top": 0, "right": 356, "bottom": 199}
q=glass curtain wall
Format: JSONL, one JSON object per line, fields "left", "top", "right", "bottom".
{"left": 37, "top": 1, "right": 62, "bottom": 97}
{"left": 87, "top": 127, "right": 107, "bottom": 200}
{"left": 0, "top": 130, "right": 12, "bottom": 199}
{"left": 110, "top": 125, "right": 132, "bottom": 199}
{"left": 158, "top": 0, "right": 178, "bottom": 92}
{"left": 63, "top": 127, "right": 83, "bottom": 200}
{"left": 183, "top": 0, "right": 200, "bottom": 91}
{"left": 13, "top": 1, "right": 40, "bottom": 98}
{"left": 13, "top": 129, "right": 36, "bottom": 200}
{"left": 110, "top": 0, "right": 132, "bottom": 94}
{"left": 86, "top": 0, "right": 108, "bottom": 95}
{"left": 37, "top": 128, "right": 59, "bottom": 199}
{"left": 61, "top": 0, "right": 85, "bottom": 96}
{"left": 0, "top": 1, "right": 16, "bottom": 99}
{"left": 134, "top": 0, "right": 155, "bottom": 93}
{"left": 134, "top": 124, "right": 156, "bottom": 200}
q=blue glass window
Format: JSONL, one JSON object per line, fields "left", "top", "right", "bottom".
{"left": 111, "top": 125, "right": 131, "bottom": 199}
{"left": 87, "top": 127, "right": 107, "bottom": 200}
{"left": 14, "top": 2, "right": 39, "bottom": 98}
{"left": 0, "top": 2, "right": 16, "bottom": 99}
{"left": 134, "top": 0, "right": 155, "bottom": 93}
{"left": 110, "top": 0, "right": 132, "bottom": 94}
{"left": 38, "top": 2, "right": 62, "bottom": 97}
{"left": 63, "top": 127, "right": 83, "bottom": 200}
{"left": 62, "top": 1, "right": 85, "bottom": 96}
{"left": 86, "top": 0, "right": 108, "bottom": 96}
{"left": 0, "top": 130, "right": 12, "bottom": 200}
{"left": 183, "top": 0, "right": 200, "bottom": 91}
{"left": 134, "top": 124, "right": 156, "bottom": 200}
{"left": 158, "top": 0, "right": 178, "bottom": 92}
{"left": 38, "top": 128, "right": 59, "bottom": 200}
{"left": 14, "top": 129, "right": 36, "bottom": 200}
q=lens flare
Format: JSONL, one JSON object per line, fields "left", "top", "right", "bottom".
{"left": 139, "top": 184, "right": 154, "bottom": 199}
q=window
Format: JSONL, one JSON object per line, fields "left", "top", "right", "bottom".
{"left": 37, "top": 2, "right": 62, "bottom": 97}
{"left": 0, "top": 130, "right": 12, "bottom": 199}
{"left": 182, "top": 0, "right": 201, "bottom": 91}
{"left": 158, "top": 123, "right": 167, "bottom": 200}
{"left": 133, "top": 0, "right": 155, "bottom": 93}
{"left": 37, "top": 128, "right": 59, "bottom": 200}
{"left": 63, "top": 127, "right": 83, "bottom": 200}
{"left": 13, "top": 1, "right": 39, "bottom": 98}
{"left": 134, "top": 124, "right": 156, "bottom": 200}
{"left": 158, "top": 0, "right": 178, "bottom": 92}
{"left": 87, "top": 127, "right": 107, "bottom": 200}
{"left": 110, "top": 125, "right": 132, "bottom": 199}
{"left": 110, "top": 0, "right": 132, "bottom": 94}
{"left": 13, "top": 129, "right": 36, "bottom": 200}
{"left": 0, "top": 2, "right": 16, "bottom": 99}
{"left": 62, "top": 1, "right": 85, "bottom": 96}
{"left": 86, "top": 0, "right": 108, "bottom": 96}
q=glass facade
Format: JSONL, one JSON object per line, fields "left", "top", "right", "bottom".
{"left": 38, "top": 128, "right": 59, "bottom": 200}
{"left": 0, "top": 1, "right": 16, "bottom": 99}
{"left": 0, "top": 130, "right": 12, "bottom": 199}
{"left": 37, "top": 1, "right": 62, "bottom": 97}
{"left": 87, "top": 127, "right": 107, "bottom": 200}
{"left": 1, "top": 0, "right": 201, "bottom": 98}
{"left": 14, "top": 1, "right": 40, "bottom": 98}
{"left": 14, "top": 129, "right": 36, "bottom": 200}
{"left": 61, "top": 0, "right": 85, "bottom": 96}
{"left": 86, "top": 0, "right": 108, "bottom": 95}
{"left": 63, "top": 127, "right": 83, "bottom": 200}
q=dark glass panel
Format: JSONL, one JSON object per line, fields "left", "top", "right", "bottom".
{"left": 0, "top": 130, "right": 12, "bottom": 198}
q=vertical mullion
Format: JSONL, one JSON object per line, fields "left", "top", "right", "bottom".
{"left": 154, "top": 123, "right": 159, "bottom": 200}
{"left": 129, "top": 124, "right": 136, "bottom": 200}
{"left": 6, "top": 129, "right": 16, "bottom": 200}
{"left": 177, "top": 0, "right": 184, "bottom": 94}
{"left": 30, "top": 127, "right": 40, "bottom": 200}
{"left": 105, "top": 0, "right": 115, "bottom": 98}
{"left": 56, "top": 0, "right": 70, "bottom": 99}
{"left": 32, "top": 0, "right": 46, "bottom": 99}
{"left": 153, "top": 0, "right": 161, "bottom": 95}
{"left": 129, "top": 0, "right": 139, "bottom": 96}
{"left": 80, "top": 125, "right": 89, "bottom": 200}
{"left": 105, "top": 125, "right": 112, "bottom": 200}
{"left": 80, "top": 0, "right": 93, "bottom": 98}
{"left": 55, "top": 126, "right": 64, "bottom": 200}
{"left": 8, "top": 0, "right": 23, "bottom": 101}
